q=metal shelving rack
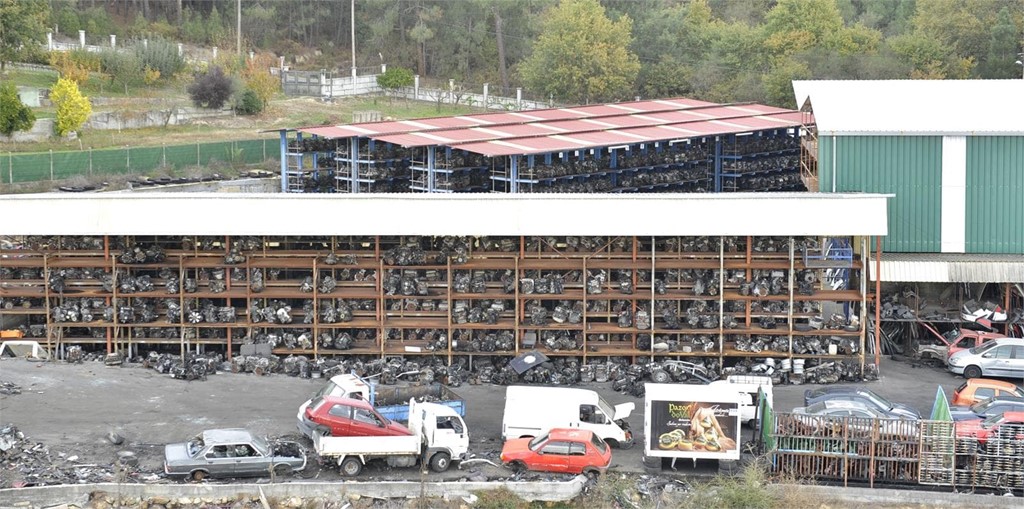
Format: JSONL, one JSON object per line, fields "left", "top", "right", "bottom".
{"left": 1, "top": 235, "right": 867, "bottom": 367}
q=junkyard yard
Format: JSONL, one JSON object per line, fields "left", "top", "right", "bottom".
{"left": 1, "top": 355, "right": 961, "bottom": 488}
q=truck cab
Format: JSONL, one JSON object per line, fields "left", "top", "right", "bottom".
{"left": 708, "top": 375, "right": 773, "bottom": 427}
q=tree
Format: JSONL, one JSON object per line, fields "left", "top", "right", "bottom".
{"left": 50, "top": 77, "right": 91, "bottom": 137}
{"left": 0, "top": 0, "right": 50, "bottom": 72}
{"left": 187, "top": 66, "right": 234, "bottom": 109}
{"left": 0, "top": 82, "right": 35, "bottom": 136}
{"left": 519, "top": 0, "right": 640, "bottom": 104}
{"left": 979, "top": 7, "right": 1021, "bottom": 78}
{"left": 241, "top": 54, "right": 282, "bottom": 108}
{"left": 376, "top": 66, "right": 414, "bottom": 102}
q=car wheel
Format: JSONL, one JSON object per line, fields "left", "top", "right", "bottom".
{"left": 429, "top": 452, "right": 451, "bottom": 473}
{"left": 964, "top": 365, "right": 983, "bottom": 379}
{"left": 274, "top": 464, "right": 292, "bottom": 477}
{"left": 340, "top": 457, "right": 362, "bottom": 477}
{"left": 508, "top": 460, "right": 527, "bottom": 473}
{"left": 190, "top": 470, "right": 207, "bottom": 482}
{"left": 582, "top": 468, "right": 600, "bottom": 480}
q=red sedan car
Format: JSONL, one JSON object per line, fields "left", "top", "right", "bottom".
{"left": 955, "top": 411, "right": 1024, "bottom": 446}
{"left": 301, "top": 396, "right": 411, "bottom": 437}
{"left": 500, "top": 428, "right": 611, "bottom": 476}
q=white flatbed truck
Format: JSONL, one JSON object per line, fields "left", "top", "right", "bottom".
{"left": 313, "top": 399, "right": 469, "bottom": 476}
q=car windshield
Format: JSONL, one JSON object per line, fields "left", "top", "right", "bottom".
{"left": 968, "top": 341, "right": 999, "bottom": 355}
{"left": 312, "top": 381, "right": 341, "bottom": 400}
{"left": 250, "top": 436, "right": 270, "bottom": 456}
{"left": 970, "top": 399, "right": 998, "bottom": 413}
{"left": 859, "top": 390, "right": 893, "bottom": 410}
{"left": 528, "top": 432, "right": 549, "bottom": 450}
{"left": 187, "top": 436, "right": 204, "bottom": 456}
{"left": 941, "top": 330, "right": 959, "bottom": 342}
{"left": 981, "top": 413, "right": 1004, "bottom": 428}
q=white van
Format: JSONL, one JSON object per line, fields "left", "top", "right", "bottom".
{"left": 501, "top": 386, "right": 636, "bottom": 448}
{"left": 708, "top": 375, "right": 773, "bottom": 427}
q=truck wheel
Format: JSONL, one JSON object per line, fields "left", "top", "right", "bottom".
{"left": 963, "top": 365, "right": 983, "bottom": 379}
{"left": 429, "top": 452, "right": 451, "bottom": 472}
{"left": 190, "top": 470, "right": 208, "bottom": 482}
{"left": 340, "top": 457, "right": 362, "bottom": 477}
{"left": 616, "top": 439, "right": 635, "bottom": 450}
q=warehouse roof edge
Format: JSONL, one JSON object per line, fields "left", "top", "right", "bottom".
{"left": 0, "top": 193, "right": 891, "bottom": 237}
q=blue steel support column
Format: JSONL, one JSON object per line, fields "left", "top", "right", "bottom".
{"left": 350, "top": 137, "right": 359, "bottom": 193}
{"left": 427, "top": 145, "right": 437, "bottom": 193}
{"left": 510, "top": 155, "right": 519, "bottom": 193}
{"left": 312, "top": 136, "right": 319, "bottom": 180}
{"left": 714, "top": 136, "right": 723, "bottom": 193}
{"left": 279, "top": 130, "right": 288, "bottom": 192}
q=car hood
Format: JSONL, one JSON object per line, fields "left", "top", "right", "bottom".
{"left": 890, "top": 403, "right": 921, "bottom": 419}
{"left": 164, "top": 443, "right": 191, "bottom": 464}
{"left": 948, "top": 407, "right": 979, "bottom": 421}
{"left": 955, "top": 419, "right": 984, "bottom": 437}
{"left": 613, "top": 403, "right": 635, "bottom": 420}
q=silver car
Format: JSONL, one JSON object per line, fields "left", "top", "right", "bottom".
{"left": 948, "top": 338, "right": 1024, "bottom": 379}
{"left": 164, "top": 429, "right": 306, "bottom": 481}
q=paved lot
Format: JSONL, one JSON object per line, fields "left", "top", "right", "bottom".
{"left": 0, "top": 355, "right": 966, "bottom": 485}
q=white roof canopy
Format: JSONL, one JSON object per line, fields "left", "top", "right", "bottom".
{"left": 793, "top": 80, "right": 1024, "bottom": 136}
{"left": 0, "top": 193, "right": 890, "bottom": 237}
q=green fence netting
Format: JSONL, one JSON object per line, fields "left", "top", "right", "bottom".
{"left": 4, "top": 138, "right": 277, "bottom": 184}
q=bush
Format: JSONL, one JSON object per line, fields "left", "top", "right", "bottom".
{"left": 0, "top": 82, "right": 36, "bottom": 136}
{"left": 241, "top": 53, "right": 281, "bottom": 107}
{"left": 49, "top": 52, "right": 91, "bottom": 84}
{"left": 100, "top": 50, "right": 144, "bottom": 90}
{"left": 234, "top": 88, "right": 263, "bottom": 115}
{"left": 50, "top": 77, "right": 92, "bottom": 137}
{"left": 133, "top": 37, "right": 185, "bottom": 79}
{"left": 187, "top": 66, "right": 234, "bottom": 109}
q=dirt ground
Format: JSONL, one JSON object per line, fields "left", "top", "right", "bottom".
{"left": 0, "top": 356, "right": 962, "bottom": 489}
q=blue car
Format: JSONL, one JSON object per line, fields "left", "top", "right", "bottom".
{"left": 949, "top": 396, "right": 1024, "bottom": 421}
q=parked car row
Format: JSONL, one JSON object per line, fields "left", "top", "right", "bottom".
{"left": 163, "top": 371, "right": 776, "bottom": 481}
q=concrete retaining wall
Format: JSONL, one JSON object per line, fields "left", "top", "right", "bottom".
{"left": 0, "top": 119, "right": 54, "bottom": 143}
{"left": 0, "top": 478, "right": 587, "bottom": 508}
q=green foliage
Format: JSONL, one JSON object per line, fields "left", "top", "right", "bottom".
{"left": 187, "top": 66, "right": 234, "bottom": 109}
{"left": 241, "top": 54, "right": 281, "bottom": 108}
{"left": 0, "top": 81, "right": 36, "bottom": 136}
{"left": 234, "top": 88, "right": 263, "bottom": 115}
{"left": 0, "top": 0, "right": 50, "bottom": 71}
{"left": 53, "top": 6, "right": 81, "bottom": 35}
{"left": 471, "top": 487, "right": 528, "bottom": 509}
{"left": 520, "top": 0, "right": 640, "bottom": 104}
{"left": 80, "top": 7, "right": 115, "bottom": 38}
{"left": 377, "top": 66, "right": 415, "bottom": 91}
{"left": 50, "top": 77, "right": 92, "bottom": 137}
{"left": 687, "top": 462, "right": 779, "bottom": 509}
{"left": 100, "top": 50, "right": 145, "bottom": 90}
{"left": 980, "top": 7, "right": 1021, "bottom": 78}
{"left": 133, "top": 37, "right": 186, "bottom": 79}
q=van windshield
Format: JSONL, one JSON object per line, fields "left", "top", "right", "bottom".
{"left": 596, "top": 398, "right": 615, "bottom": 421}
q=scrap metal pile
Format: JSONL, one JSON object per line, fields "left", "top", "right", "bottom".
{"left": 0, "top": 425, "right": 131, "bottom": 488}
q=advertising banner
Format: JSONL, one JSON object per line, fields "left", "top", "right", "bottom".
{"left": 648, "top": 399, "right": 741, "bottom": 459}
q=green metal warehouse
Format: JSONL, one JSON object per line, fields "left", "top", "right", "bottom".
{"left": 794, "top": 80, "right": 1024, "bottom": 343}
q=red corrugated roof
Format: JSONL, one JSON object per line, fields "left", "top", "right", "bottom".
{"left": 294, "top": 97, "right": 808, "bottom": 158}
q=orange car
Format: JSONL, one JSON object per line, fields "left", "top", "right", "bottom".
{"left": 952, "top": 379, "right": 1024, "bottom": 406}
{"left": 500, "top": 428, "right": 611, "bottom": 476}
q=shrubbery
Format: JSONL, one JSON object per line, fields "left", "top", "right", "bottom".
{"left": 50, "top": 77, "right": 92, "bottom": 137}
{"left": 187, "top": 66, "right": 234, "bottom": 109}
{"left": 234, "top": 88, "right": 263, "bottom": 115}
{"left": 0, "top": 82, "right": 36, "bottom": 136}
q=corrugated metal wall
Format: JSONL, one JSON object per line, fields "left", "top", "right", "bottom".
{"left": 818, "top": 136, "right": 942, "bottom": 253}
{"left": 966, "top": 137, "right": 1024, "bottom": 254}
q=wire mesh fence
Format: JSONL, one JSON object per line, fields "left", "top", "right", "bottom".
{"left": 3, "top": 139, "right": 278, "bottom": 184}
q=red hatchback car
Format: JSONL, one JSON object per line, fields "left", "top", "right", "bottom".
{"left": 500, "top": 428, "right": 611, "bottom": 476}
{"left": 955, "top": 411, "right": 1024, "bottom": 446}
{"left": 302, "top": 396, "right": 411, "bottom": 437}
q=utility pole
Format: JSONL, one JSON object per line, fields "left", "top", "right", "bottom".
{"left": 237, "top": 0, "right": 242, "bottom": 55}
{"left": 351, "top": 0, "right": 357, "bottom": 77}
